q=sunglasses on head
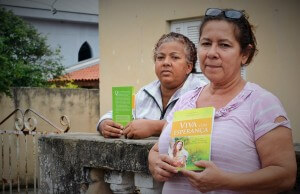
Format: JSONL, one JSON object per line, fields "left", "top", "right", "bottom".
{"left": 205, "top": 8, "right": 243, "bottom": 19}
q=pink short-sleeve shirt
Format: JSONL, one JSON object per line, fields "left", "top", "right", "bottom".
{"left": 158, "top": 82, "right": 291, "bottom": 194}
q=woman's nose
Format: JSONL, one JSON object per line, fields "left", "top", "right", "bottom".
{"left": 163, "top": 56, "right": 172, "bottom": 66}
{"left": 207, "top": 45, "right": 218, "bottom": 59}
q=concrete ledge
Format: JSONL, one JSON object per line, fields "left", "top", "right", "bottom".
{"left": 38, "top": 133, "right": 157, "bottom": 193}
{"left": 38, "top": 133, "right": 300, "bottom": 193}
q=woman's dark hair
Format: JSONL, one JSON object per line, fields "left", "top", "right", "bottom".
{"left": 154, "top": 32, "right": 197, "bottom": 73}
{"left": 199, "top": 9, "right": 258, "bottom": 66}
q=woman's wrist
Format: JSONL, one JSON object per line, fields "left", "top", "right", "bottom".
{"left": 220, "top": 171, "right": 266, "bottom": 192}
{"left": 148, "top": 144, "right": 158, "bottom": 173}
{"left": 149, "top": 120, "right": 166, "bottom": 136}
{"left": 148, "top": 149, "right": 155, "bottom": 172}
{"left": 220, "top": 171, "right": 238, "bottom": 190}
{"left": 98, "top": 120, "right": 106, "bottom": 134}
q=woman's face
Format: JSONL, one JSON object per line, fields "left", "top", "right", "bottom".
{"left": 155, "top": 41, "right": 192, "bottom": 89}
{"left": 198, "top": 20, "right": 249, "bottom": 84}
{"left": 176, "top": 141, "right": 183, "bottom": 150}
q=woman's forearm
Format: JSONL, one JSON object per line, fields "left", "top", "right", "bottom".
{"left": 224, "top": 165, "right": 295, "bottom": 193}
{"left": 149, "top": 120, "right": 166, "bottom": 136}
{"left": 148, "top": 143, "right": 159, "bottom": 174}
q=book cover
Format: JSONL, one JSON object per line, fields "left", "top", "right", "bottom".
{"left": 168, "top": 107, "right": 215, "bottom": 171}
{"left": 112, "top": 86, "right": 135, "bottom": 127}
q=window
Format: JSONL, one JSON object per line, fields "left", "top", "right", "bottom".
{"left": 170, "top": 20, "right": 246, "bottom": 80}
{"left": 78, "top": 41, "right": 92, "bottom": 62}
{"left": 171, "top": 20, "right": 202, "bottom": 73}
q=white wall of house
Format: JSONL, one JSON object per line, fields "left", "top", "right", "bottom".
{"left": 0, "top": 0, "right": 99, "bottom": 67}
{"left": 25, "top": 17, "right": 99, "bottom": 67}
{"left": 0, "top": 0, "right": 98, "bottom": 15}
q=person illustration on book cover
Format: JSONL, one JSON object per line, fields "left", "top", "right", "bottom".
{"left": 171, "top": 140, "right": 189, "bottom": 168}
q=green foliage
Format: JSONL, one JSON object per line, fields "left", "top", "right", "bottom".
{"left": 63, "top": 82, "right": 79, "bottom": 89}
{"left": 50, "top": 80, "right": 79, "bottom": 89}
{"left": 0, "top": 7, "right": 64, "bottom": 96}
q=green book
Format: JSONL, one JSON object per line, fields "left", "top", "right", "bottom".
{"left": 168, "top": 107, "right": 215, "bottom": 171}
{"left": 112, "top": 86, "right": 135, "bottom": 127}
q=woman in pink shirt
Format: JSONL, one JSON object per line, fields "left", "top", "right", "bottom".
{"left": 148, "top": 8, "right": 296, "bottom": 193}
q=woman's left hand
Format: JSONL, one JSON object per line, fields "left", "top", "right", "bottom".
{"left": 148, "top": 143, "right": 178, "bottom": 182}
{"left": 181, "top": 160, "right": 226, "bottom": 193}
{"left": 123, "top": 119, "right": 152, "bottom": 139}
{"left": 123, "top": 119, "right": 165, "bottom": 139}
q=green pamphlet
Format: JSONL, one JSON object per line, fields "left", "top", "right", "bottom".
{"left": 168, "top": 107, "right": 215, "bottom": 171}
{"left": 112, "top": 86, "right": 135, "bottom": 127}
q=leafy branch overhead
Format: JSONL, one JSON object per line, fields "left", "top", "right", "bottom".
{"left": 0, "top": 7, "right": 65, "bottom": 96}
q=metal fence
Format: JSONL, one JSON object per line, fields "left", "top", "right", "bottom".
{"left": 0, "top": 109, "right": 69, "bottom": 194}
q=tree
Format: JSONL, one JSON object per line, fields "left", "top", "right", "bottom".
{"left": 0, "top": 7, "right": 64, "bottom": 96}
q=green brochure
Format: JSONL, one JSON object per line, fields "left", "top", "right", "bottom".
{"left": 112, "top": 86, "right": 135, "bottom": 127}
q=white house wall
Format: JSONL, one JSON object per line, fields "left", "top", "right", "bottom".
{"left": 25, "top": 17, "right": 99, "bottom": 67}
{"left": 0, "top": 0, "right": 99, "bottom": 67}
{"left": 0, "top": 0, "right": 98, "bottom": 14}
{"left": 2, "top": 4, "right": 99, "bottom": 23}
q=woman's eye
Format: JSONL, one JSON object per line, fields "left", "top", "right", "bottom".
{"left": 200, "top": 42, "right": 211, "bottom": 47}
{"left": 220, "top": 43, "right": 230, "bottom": 48}
{"left": 172, "top": 56, "right": 180, "bottom": 60}
{"left": 156, "top": 56, "right": 164, "bottom": 60}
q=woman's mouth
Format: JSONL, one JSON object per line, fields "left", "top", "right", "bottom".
{"left": 205, "top": 64, "right": 221, "bottom": 68}
{"left": 161, "top": 70, "right": 172, "bottom": 75}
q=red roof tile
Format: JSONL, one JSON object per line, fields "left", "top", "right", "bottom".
{"left": 63, "top": 64, "right": 99, "bottom": 81}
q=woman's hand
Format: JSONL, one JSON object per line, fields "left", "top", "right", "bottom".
{"left": 181, "top": 160, "right": 227, "bottom": 193}
{"left": 99, "top": 119, "right": 123, "bottom": 138}
{"left": 123, "top": 119, "right": 165, "bottom": 139}
{"left": 148, "top": 143, "right": 178, "bottom": 182}
{"left": 123, "top": 119, "right": 152, "bottom": 139}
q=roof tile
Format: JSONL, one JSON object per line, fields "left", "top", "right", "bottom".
{"left": 62, "top": 64, "right": 99, "bottom": 81}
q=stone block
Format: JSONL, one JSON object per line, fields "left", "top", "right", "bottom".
{"left": 110, "top": 183, "right": 136, "bottom": 194}
{"left": 105, "top": 171, "right": 134, "bottom": 185}
{"left": 139, "top": 187, "right": 163, "bottom": 194}
{"left": 134, "top": 173, "right": 162, "bottom": 189}
{"left": 38, "top": 134, "right": 157, "bottom": 193}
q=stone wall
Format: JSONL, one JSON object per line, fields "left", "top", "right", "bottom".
{"left": 38, "top": 133, "right": 300, "bottom": 194}
{"left": 0, "top": 87, "right": 100, "bottom": 133}
{"left": 38, "top": 133, "right": 160, "bottom": 193}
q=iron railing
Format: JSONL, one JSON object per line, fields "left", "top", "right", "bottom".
{"left": 0, "top": 108, "right": 70, "bottom": 193}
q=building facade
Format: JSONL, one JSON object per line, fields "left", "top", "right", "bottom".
{"left": 0, "top": 0, "right": 99, "bottom": 68}
{"left": 99, "top": 0, "right": 300, "bottom": 142}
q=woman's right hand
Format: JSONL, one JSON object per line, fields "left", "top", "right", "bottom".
{"left": 148, "top": 143, "right": 178, "bottom": 182}
{"left": 99, "top": 119, "right": 123, "bottom": 138}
